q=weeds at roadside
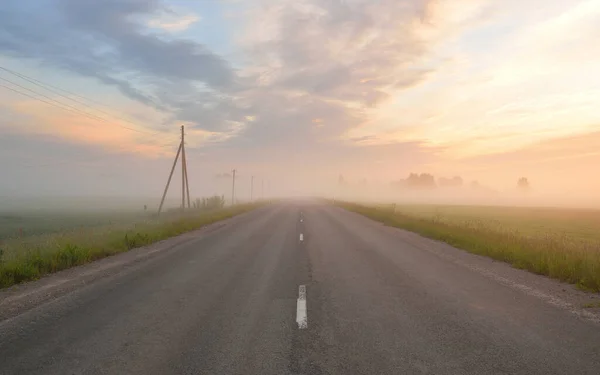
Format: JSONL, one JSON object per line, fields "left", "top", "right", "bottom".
{"left": 582, "top": 301, "right": 600, "bottom": 308}
{"left": 0, "top": 204, "right": 261, "bottom": 288}
{"left": 339, "top": 202, "right": 600, "bottom": 293}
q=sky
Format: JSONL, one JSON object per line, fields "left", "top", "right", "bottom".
{"left": 0, "top": 0, "right": 599, "bottom": 206}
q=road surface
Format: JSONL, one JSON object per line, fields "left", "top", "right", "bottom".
{"left": 1, "top": 202, "right": 600, "bottom": 374}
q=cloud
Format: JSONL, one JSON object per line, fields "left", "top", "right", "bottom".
{"left": 147, "top": 14, "right": 200, "bottom": 32}
{"left": 0, "top": 0, "right": 239, "bottom": 136}
{"left": 58, "top": 0, "right": 233, "bottom": 88}
{"left": 2, "top": 0, "right": 599, "bottom": 198}
{"left": 338, "top": 0, "right": 600, "bottom": 160}
{"left": 0, "top": 0, "right": 491, "bottom": 157}
{"left": 242, "top": 0, "right": 441, "bottom": 100}
{"left": 223, "top": 0, "right": 482, "bottom": 153}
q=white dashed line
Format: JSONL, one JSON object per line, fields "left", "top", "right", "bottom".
{"left": 299, "top": 233, "right": 304, "bottom": 241}
{"left": 300, "top": 218, "right": 303, "bottom": 222}
{"left": 297, "top": 285, "right": 307, "bottom": 329}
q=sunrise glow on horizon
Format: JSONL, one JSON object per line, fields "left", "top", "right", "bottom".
{"left": 1, "top": 0, "right": 599, "bottom": 201}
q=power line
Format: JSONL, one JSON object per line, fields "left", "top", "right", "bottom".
{"left": 0, "top": 66, "right": 212, "bottom": 154}
{"left": 0, "top": 68, "right": 189, "bottom": 161}
{"left": 0, "top": 76, "right": 112, "bottom": 122}
{"left": 0, "top": 65, "right": 157, "bottom": 130}
{"left": 0, "top": 65, "right": 111, "bottom": 107}
{"left": 0, "top": 82, "right": 179, "bottom": 150}
{"left": 0, "top": 83, "right": 80, "bottom": 115}
{"left": 0, "top": 73, "right": 163, "bottom": 137}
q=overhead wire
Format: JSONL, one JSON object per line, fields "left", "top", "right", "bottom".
{"left": 0, "top": 82, "right": 81, "bottom": 115}
{"left": 0, "top": 76, "right": 116, "bottom": 123}
{"left": 0, "top": 65, "right": 161, "bottom": 131}
{"left": 0, "top": 75, "right": 165, "bottom": 137}
{"left": 0, "top": 65, "right": 187, "bottom": 169}
{"left": 1, "top": 66, "right": 116, "bottom": 107}
{"left": 0, "top": 66, "right": 214, "bottom": 205}
{"left": 0, "top": 66, "right": 180, "bottom": 140}
{"left": 0, "top": 82, "right": 180, "bottom": 153}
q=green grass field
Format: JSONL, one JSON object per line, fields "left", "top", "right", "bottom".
{"left": 0, "top": 211, "right": 149, "bottom": 241}
{"left": 0, "top": 204, "right": 261, "bottom": 288}
{"left": 340, "top": 202, "right": 600, "bottom": 292}
{"left": 391, "top": 204, "right": 600, "bottom": 242}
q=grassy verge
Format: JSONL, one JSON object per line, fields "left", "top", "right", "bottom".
{"left": 339, "top": 202, "right": 600, "bottom": 292}
{"left": 0, "top": 204, "right": 261, "bottom": 288}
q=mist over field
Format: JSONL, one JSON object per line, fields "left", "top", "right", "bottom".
{"left": 2, "top": 167, "right": 600, "bottom": 213}
{"left": 3, "top": 4, "right": 600, "bottom": 371}
{"left": 1, "top": 0, "right": 599, "bottom": 213}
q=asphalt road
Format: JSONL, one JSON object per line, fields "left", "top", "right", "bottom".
{"left": 1, "top": 202, "right": 600, "bottom": 374}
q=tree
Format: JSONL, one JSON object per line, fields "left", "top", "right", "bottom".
{"left": 439, "top": 176, "right": 463, "bottom": 187}
{"left": 194, "top": 195, "right": 225, "bottom": 210}
{"left": 419, "top": 173, "right": 436, "bottom": 188}
{"left": 406, "top": 173, "right": 436, "bottom": 189}
{"left": 517, "top": 177, "right": 530, "bottom": 191}
{"left": 406, "top": 173, "right": 420, "bottom": 187}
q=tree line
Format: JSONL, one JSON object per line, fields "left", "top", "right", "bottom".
{"left": 339, "top": 173, "right": 530, "bottom": 191}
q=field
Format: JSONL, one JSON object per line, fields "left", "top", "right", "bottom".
{"left": 340, "top": 202, "right": 600, "bottom": 292}
{"left": 0, "top": 211, "right": 148, "bottom": 241}
{"left": 0, "top": 204, "right": 261, "bottom": 288}
{"left": 391, "top": 204, "right": 600, "bottom": 242}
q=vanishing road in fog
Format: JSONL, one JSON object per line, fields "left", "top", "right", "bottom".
{"left": 1, "top": 202, "right": 599, "bottom": 374}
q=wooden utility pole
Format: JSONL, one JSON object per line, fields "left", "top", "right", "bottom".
{"left": 158, "top": 126, "right": 190, "bottom": 216}
{"left": 250, "top": 175, "right": 254, "bottom": 201}
{"left": 158, "top": 142, "right": 182, "bottom": 215}
{"left": 231, "top": 169, "right": 236, "bottom": 206}
{"left": 181, "top": 125, "right": 191, "bottom": 210}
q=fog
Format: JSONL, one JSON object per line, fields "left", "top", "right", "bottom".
{"left": 2, "top": 169, "right": 600, "bottom": 214}
{"left": 2, "top": 0, "right": 600, "bottom": 213}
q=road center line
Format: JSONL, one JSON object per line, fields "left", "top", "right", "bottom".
{"left": 299, "top": 233, "right": 304, "bottom": 241}
{"left": 297, "top": 285, "right": 307, "bottom": 329}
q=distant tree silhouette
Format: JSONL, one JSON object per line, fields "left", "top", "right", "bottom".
{"left": 421, "top": 173, "right": 436, "bottom": 188}
{"left": 406, "top": 173, "right": 436, "bottom": 189}
{"left": 439, "top": 176, "right": 463, "bottom": 187}
{"left": 517, "top": 177, "right": 530, "bottom": 191}
{"left": 194, "top": 195, "right": 225, "bottom": 210}
{"left": 406, "top": 173, "right": 420, "bottom": 187}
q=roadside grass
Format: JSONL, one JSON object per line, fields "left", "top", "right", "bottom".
{"left": 0, "top": 204, "right": 261, "bottom": 288}
{"left": 0, "top": 211, "right": 148, "bottom": 242}
{"left": 582, "top": 301, "right": 600, "bottom": 308}
{"left": 339, "top": 202, "right": 600, "bottom": 292}
{"left": 384, "top": 204, "right": 600, "bottom": 242}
